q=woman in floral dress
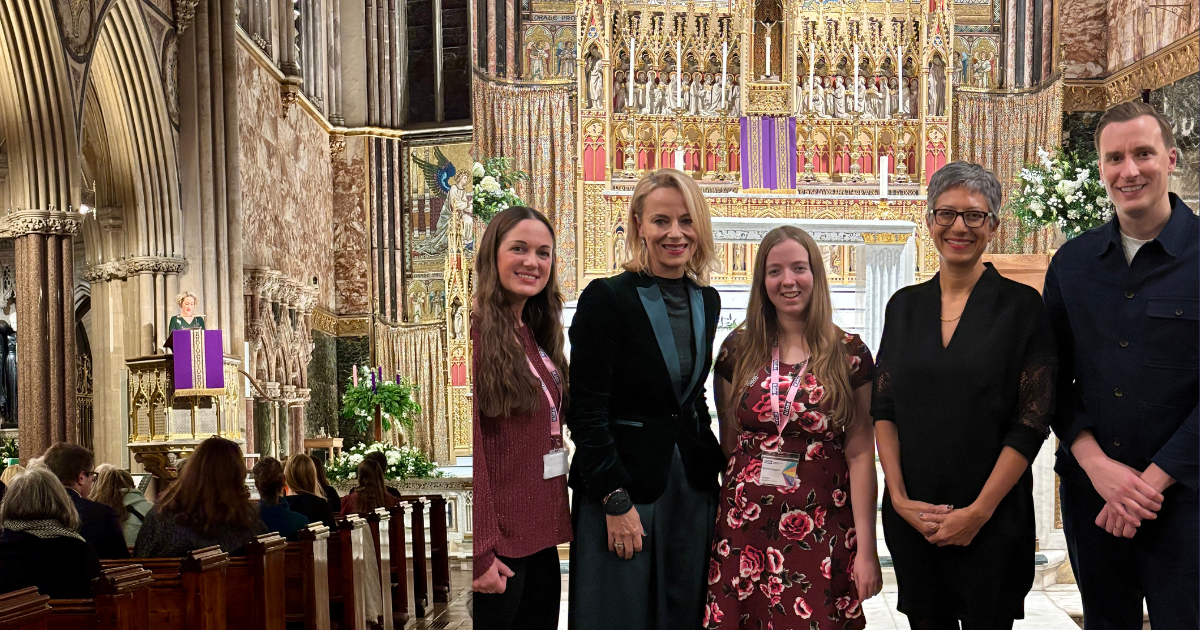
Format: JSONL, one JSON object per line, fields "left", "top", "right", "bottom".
{"left": 705, "top": 226, "right": 883, "bottom": 630}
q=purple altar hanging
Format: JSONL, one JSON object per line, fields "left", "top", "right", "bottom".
{"left": 739, "top": 116, "right": 797, "bottom": 191}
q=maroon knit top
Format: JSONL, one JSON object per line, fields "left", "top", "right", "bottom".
{"left": 472, "top": 324, "right": 572, "bottom": 579}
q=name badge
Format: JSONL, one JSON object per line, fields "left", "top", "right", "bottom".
{"left": 759, "top": 452, "right": 801, "bottom": 488}
{"left": 543, "top": 448, "right": 569, "bottom": 480}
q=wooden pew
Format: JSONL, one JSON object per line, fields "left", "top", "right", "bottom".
{"left": 383, "top": 504, "right": 409, "bottom": 625}
{"left": 400, "top": 497, "right": 429, "bottom": 618}
{"left": 364, "top": 509, "right": 395, "bottom": 630}
{"left": 325, "top": 515, "right": 368, "bottom": 630}
{"left": 425, "top": 495, "right": 451, "bottom": 603}
{"left": 226, "top": 533, "right": 287, "bottom": 630}
{"left": 284, "top": 524, "right": 330, "bottom": 630}
{"left": 47, "top": 564, "right": 153, "bottom": 630}
{"left": 101, "top": 546, "right": 229, "bottom": 630}
{"left": 0, "top": 588, "right": 50, "bottom": 630}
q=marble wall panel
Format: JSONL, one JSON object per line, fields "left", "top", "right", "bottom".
{"left": 1151, "top": 72, "right": 1199, "bottom": 207}
{"left": 1107, "top": 0, "right": 1199, "bottom": 73}
{"left": 1062, "top": 111, "right": 1102, "bottom": 153}
{"left": 1060, "top": 0, "right": 1107, "bottom": 78}
{"left": 335, "top": 335, "right": 370, "bottom": 447}
{"left": 237, "top": 43, "right": 336, "bottom": 309}
{"left": 333, "top": 136, "right": 371, "bottom": 314}
{"left": 305, "top": 330, "right": 338, "bottom": 437}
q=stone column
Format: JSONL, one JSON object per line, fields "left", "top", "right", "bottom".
{"left": 10, "top": 212, "right": 79, "bottom": 462}
{"left": 857, "top": 237, "right": 914, "bottom": 354}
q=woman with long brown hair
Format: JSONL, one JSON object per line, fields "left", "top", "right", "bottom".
{"left": 134, "top": 437, "right": 266, "bottom": 557}
{"left": 567, "top": 169, "right": 724, "bottom": 630}
{"left": 284, "top": 454, "right": 335, "bottom": 528}
{"left": 703, "top": 227, "right": 882, "bottom": 629}
{"left": 340, "top": 459, "right": 399, "bottom": 516}
{"left": 471, "top": 206, "right": 571, "bottom": 630}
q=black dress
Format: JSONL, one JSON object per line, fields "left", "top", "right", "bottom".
{"left": 871, "top": 264, "right": 1055, "bottom": 621}
{"left": 286, "top": 492, "right": 337, "bottom": 529}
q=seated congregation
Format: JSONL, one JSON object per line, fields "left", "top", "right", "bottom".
{"left": 0, "top": 437, "right": 453, "bottom": 630}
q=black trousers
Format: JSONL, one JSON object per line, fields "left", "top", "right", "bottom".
{"left": 1060, "top": 477, "right": 1199, "bottom": 630}
{"left": 474, "top": 546, "right": 562, "bottom": 630}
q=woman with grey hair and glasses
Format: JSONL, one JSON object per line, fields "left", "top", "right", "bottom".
{"left": 871, "top": 161, "right": 1056, "bottom": 630}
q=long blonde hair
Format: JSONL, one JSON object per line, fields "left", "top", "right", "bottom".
{"left": 90, "top": 464, "right": 135, "bottom": 526}
{"left": 284, "top": 453, "right": 326, "bottom": 499}
{"left": 727, "top": 227, "right": 857, "bottom": 429}
{"left": 622, "top": 169, "right": 719, "bottom": 285}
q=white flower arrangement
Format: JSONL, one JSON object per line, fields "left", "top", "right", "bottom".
{"left": 472, "top": 158, "right": 529, "bottom": 222}
{"left": 1008, "top": 146, "right": 1113, "bottom": 241}
{"left": 324, "top": 441, "right": 444, "bottom": 483}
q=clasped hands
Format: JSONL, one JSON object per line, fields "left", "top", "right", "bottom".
{"left": 895, "top": 498, "right": 990, "bottom": 547}
{"left": 1087, "top": 457, "right": 1170, "bottom": 539}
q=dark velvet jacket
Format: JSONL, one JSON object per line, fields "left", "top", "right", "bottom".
{"left": 566, "top": 271, "right": 725, "bottom": 505}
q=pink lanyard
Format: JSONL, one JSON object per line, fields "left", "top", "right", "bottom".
{"left": 526, "top": 344, "right": 563, "bottom": 443}
{"left": 769, "top": 339, "right": 808, "bottom": 436}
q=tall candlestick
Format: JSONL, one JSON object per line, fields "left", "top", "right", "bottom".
{"left": 897, "top": 46, "right": 904, "bottom": 114}
{"left": 854, "top": 44, "right": 860, "bottom": 111}
{"left": 629, "top": 37, "right": 635, "bottom": 105}
{"left": 721, "top": 41, "right": 728, "bottom": 110}
{"left": 676, "top": 40, "right": 682, "bottom": 107}
{"left": 765, "top": 27, "right": 773, "bottom": 78}
{"left": 879, "top": 156, "right": 889, "bottom": 197}
{"left": 808, "top": 41, "right": 815, "bottom": 111}
{"left": 353, "top": 365, "right": 358, "bottom": 387}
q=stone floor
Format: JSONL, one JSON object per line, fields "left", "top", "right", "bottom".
{"left": 399, "top": 566, "right": 474, "bottom": 629}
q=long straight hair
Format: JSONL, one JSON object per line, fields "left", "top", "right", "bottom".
{"left": 90, "top": 464, "right": 135, "bottom": 526}
{"left": 727, "top": 227, "right": 857, "bottom": 430}
{"left": 156, "top": 437, "right": 258, "bottom": 538}
{"left": 622, "top": 169, "right": 720, "bottom": 285}
{"left": 285, "top": 453, "right": 326, "bottom": 500}
{"left": 350, "top": 460, "right": 390, "bottom": 515}
{"left": 472, "top": 206, "right": 568, "bottom": 418}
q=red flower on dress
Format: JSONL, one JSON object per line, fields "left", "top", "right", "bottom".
{"left": 793, "top": 597, "right": 813, "bottom": 618}
{"left": 847, "top": 549, "right": 857, "bottom": 575}
{"left": 803, "top": 373, "right": 819, "bottom": 389}
{"left": 820, "top": 557, "right": 832, "bottom": 579}
{"left": 726, "top": 507, "right": 744, "bottom": 529}
{"left": 716, "top": 539, "right": 731, "bottom": 557}
{"left": 763, "top": 575, "right": 785, "bottom": 595}
{"left": 737, "top": 459, "right": 762, "bottom": 485}
{"left": 778, "top": 509, "right": 815, "bottom": 541}
{"left": 726, "top": 455, "right": 737, "bottom": 476}
{"left": 765, "top": 547, "right": 785, "bottom": 574}
{"left": 739, "top": 545, "right": 766, "bottom": 580}
{"left": 813, "top": 506, "right": 827, "bottom": 529}
{"left": 835, "top": 596, "right": 853, "bottom": 612}
{"left": 733, "top": 576, "right": 755, "bottom": 600}
{"left": 705, "top": 602, "right": 724, "bottom": 625}
{"left": 848, "top": 354, "right": 861, "bottom": 370}
{"left": 805, "top": 442, "right": 827, "bottom": 460}
{"left": 846, "top": 527, "right": 857, "bottom": 549}
{"left": 742, "top": 502, "right": 762, "bottom": 521}
{"left": 846, "top": 599, "right": 863, "bottom": 619}
{"left": 707, "top": 558, "right": 722, "bottom": 585}
{"left": 750, "top": 395, "right": 774, "bottom": 422}
{"left": 806, "top": 385, "right": 826, "bottom": 405}
{"left": 797, "top": 411, "right": 829, "bottom": 433}
{"left": 832, "top": 488, "right": 847, "bottom": 507}
{"left": 761, "top": 436, "right": 784, "bottom": 453}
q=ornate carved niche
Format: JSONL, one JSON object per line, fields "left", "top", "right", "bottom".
{"left": 243, "top": 268, "right": 317, "bottom": 406}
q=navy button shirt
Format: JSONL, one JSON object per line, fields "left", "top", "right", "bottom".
{"left": 1044, "top": 193, "right": 1198, "bottom": 491}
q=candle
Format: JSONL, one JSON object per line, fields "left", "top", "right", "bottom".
{"left": 765, "top": 25, "right": 773, "bottom": 78}
{"left": 675, "top": 148, "right": 685, "bottom": 170}
{"left": 396, "top": 373, "right": 401, "bottom": 386}
{"left": 854, "top": 44, "right": 860, "bottom": 111}
{"left": 879, "top": 156, "right": 889, "bottom": 197}
{"left": 808, "top": 41, "right": 815, "bottom": 111}
{"left": 353, "top": 365, "right": 358, "bottom": 387}
{"left": 721, "top": 41, "right": 728, "bottom": 110}
{"left": 629, "top": 37, "right": 635, "bottom": 105}
{"left": 897, "top": 46, "right": 904, "bottom": 114}
{"left": 676, "top": 40, "right": 682, "bottom": 107}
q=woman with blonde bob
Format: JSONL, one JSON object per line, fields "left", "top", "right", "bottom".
{"left": 567, "top": 168, "right": 725, "bottom": 630}
{"left": 703, "top": 227, "right": 882, "bottom": 629}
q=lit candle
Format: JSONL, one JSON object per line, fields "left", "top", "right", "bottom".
{"left": 629, "top": 37, "right": 635, "bottom": 106}
{"left": 765, "top": 25, "right": 773, "bottom": 78}
{"left": 353, "top": 365, "right": 358, "bottom": 387}
{"left": 897, "top": 46, "right": 904, "bottom": 114}
{"left": 721, "top": 41, "right": 728, "bottom": 110}
{"left": 879, "top": 156, "right": 889, "bottom": 197}
{"left": 854, "top": 44, "right": 860, "bottom": 111}
{"left": 676, "top": 40, "right": 682, "bottom": 107}
{"left": 808, "top": 41, "right": 815, "bottom": 111}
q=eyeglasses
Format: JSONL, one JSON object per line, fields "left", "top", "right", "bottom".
{"left": 85, "top": 471, "right": 98, "bottom": 478}
{"left": 931, "top": 208, "right": 992, "bottom": 228}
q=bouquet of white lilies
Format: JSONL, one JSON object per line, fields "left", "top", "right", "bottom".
{"left": 1008, "top": 146, "right": 1113, "bottom": 241}
{"left": 472, "top": 158, "right": 529, "bottom": 223}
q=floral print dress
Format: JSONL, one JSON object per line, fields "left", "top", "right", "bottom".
{"left": 704, "top": 330, "right": 874, "bottom": 630}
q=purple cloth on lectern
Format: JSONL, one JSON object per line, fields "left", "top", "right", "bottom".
{"left": 171, "top": 329, "right": 225, "bottom": 391}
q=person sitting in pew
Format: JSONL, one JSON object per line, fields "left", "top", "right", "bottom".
{"left": 253, "top": 457, "right": 309, "bottom": 540}
{"left": 0, "top": 467, "right": 103, "bottom": 598}
{"left": 42, "top": 443, "right": 130, "bottom": 559}
{"left": 339, "top": 460, "right": 400, "bottom": 516}
{"left": 312, "top": 456, "right": 341, "bottom": 514}
{"left": 363, "top": 451, "right": 402, "bottom": 498}
{"left": 91, "top": 464, "right": 155, "bottom": 548}
{"left": 134, "top": 437, "right": 267, "bottom": 557}
{"left": 283, "top": 453, "right": 336, "bottom": 529}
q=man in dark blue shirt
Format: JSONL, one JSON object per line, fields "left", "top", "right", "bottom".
{"left": 1044, "top": 101, "right": 1197, "bottom": 629}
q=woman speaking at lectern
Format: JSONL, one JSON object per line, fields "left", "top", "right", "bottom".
{"left": 567, "top": 169, "right": 725, "bottom": 630}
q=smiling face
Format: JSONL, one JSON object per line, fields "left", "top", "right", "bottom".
{"left": 763, "top": 238, "right": 815, "bottom": 322}
{"left": 496, "top": 219, "right": 555, "bottom": 303}
{"left": 181, "top": 296, "right": 196, "bottom": 318}
{"left": 928, "top": 186, "right": 995, "bottom": 268}
{"left": 1097, "top": 115, "right": 1178, "bottom": 222}
{"left": 637, "top": 186, "right": 697, "bottom": 278}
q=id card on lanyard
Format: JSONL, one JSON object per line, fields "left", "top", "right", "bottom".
{"left": 526, "top": 345, "right": 568, "bottom": 479}
{"left": 759, "top": 338, "right": 808, "bottom": 488}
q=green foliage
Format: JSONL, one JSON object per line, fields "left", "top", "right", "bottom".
{"left": 341, "top": 367, "right": 422, "bottom": 436}
{"left": 472, "top": 158, "right": 530, "bottom": 223}
{"left": 324, "top": 441, "right": 444, "bottom": 483}
{"left": 1007, "top": 146, "right": 1114, "bottom": 246}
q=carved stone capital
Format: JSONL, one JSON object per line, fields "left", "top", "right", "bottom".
{"left": 281, "top": 80, "right": 303, "bottom": 119}
{"left": 83, "top": 256, "right": 188, "bottom": 283}
{"left": 330, "top": 134, "right": 346, "bottom": 158}
{"left": 4, "top": 209, "right": 82, "bottom": 237}
{"left": 174, "top": 0, "right": 200, "bottom": 34}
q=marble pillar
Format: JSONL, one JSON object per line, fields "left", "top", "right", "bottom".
{"left": 12, "top": 215, "right": 79, "bottom": 463}
{"left": 857, "top": 239, "right": 916, "bottom": 354}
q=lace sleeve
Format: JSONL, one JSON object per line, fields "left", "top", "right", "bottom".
{"left": 1003, "top": 354, "right": 1055, "bottom": 463}
{"left": 870, "top": 351, "right": 895, "bottom": 422}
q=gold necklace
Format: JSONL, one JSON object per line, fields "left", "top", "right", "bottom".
{"left": 940, "top": 312, "right": 963, "bottom": 322}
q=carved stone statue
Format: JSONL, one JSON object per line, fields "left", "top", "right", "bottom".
{"left": 587, "top": 55, "right": 604, "bottom": 109}
{"left": 812, "top": 77, "right": 825, "bottom": 117}
{"left": 928, "top": 56, "right": 947, "bottom": 116}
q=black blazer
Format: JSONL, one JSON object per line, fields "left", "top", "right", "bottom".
{"left": 0, "top": 530, "right": 103, "bottom": 599}
{"left": 566, "top": 271, "right": 725, "bottom": 505}
{"left": 285, "top": 492, "right": 337, "bottom": 529}
{"left": 67, "top": 489, "right": 131, "bottom": 559}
